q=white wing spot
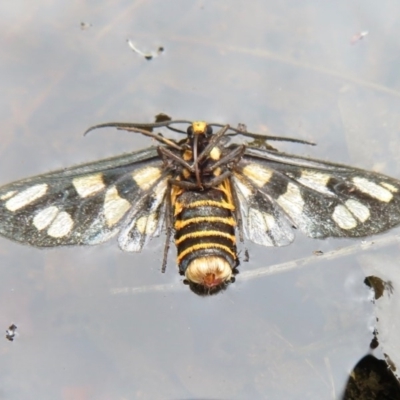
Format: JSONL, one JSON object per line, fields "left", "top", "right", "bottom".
{"left": 297, "top": 170, "right": 332, "bottom": 195}
{"left": 243, "top": 164, "right": 273, "bottom": 187}
{"left": 353, "top": 177, "right": 393, "bottom": 202}
{"left": 345, "top": 199, "right": 370, "bottom": 222}
{"left": 132, "top": 166, "right": 161, "bottom": 190}
{"left": 0, "top": 190, "right": 17, "bottom": 200}
{"left": 332, "top": 205, "right": 357, "bottom": 230}
{"left": 136, "top": 213, "right": 158, "bottom": 235}
{"left": 5, "top": 184, "right": 48, "bottom": 211}
{"left": 248, "top": 209, "right": 276, "bottom": 231}
{"left": 247, "top": 209, "right": 276, "bottom": 239}
{"left": 47, "top": 211, "right": 74, "bottom": 238}
{"left": 104, "top": 186, "right": 130, "bottom": 227}
{"left": 262, "top": 212, "right": 276, "bottom": 230}
{"left": 380, "top": 182, "right": 398, "bottom": 193}
{"left": 33, "top": 206, "right": 59, "bottom": 230}
{"left": 277, "top": 183, "right": 305, "bottom": 220}
{"left": 73, "top": 173, "right": 105, "bottom": 198}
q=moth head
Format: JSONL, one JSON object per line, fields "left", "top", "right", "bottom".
{"left": 187, "top": 121, "right": 213, "bottom": 138}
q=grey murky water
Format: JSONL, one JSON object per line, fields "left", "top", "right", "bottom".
{"left": 1, "top": 1, "right": 400, "bottom": 399}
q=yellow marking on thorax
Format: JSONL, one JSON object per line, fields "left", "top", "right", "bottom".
{"left": 175, "top": 230, "right": 236, "bottom": 245}
{"left": 183, "top": 150, "right": 193, "bottom": 161}
{"left": 210, "top": 147, "right": 221, "bottom": 160}
{"left": 174, "top": 216, "right": 235, "bottom": 230}
{"left": 177, "top": 243, "right": 236, "bottom": 263}
{"left": 182, "top": 169, "right": 191, "bottom": 179}
{"left": 213, "top": 167, "right": 222, "bottom": 177}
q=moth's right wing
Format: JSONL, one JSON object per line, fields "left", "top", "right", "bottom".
{"left": 232, "top": 146, "right": 400, "bottom": 247}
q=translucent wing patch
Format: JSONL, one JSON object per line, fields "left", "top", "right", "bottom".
{"left": 118, "top": 178, "right": 168, "bottom": 251}
{"left": 232, "top": 173, "right": 295, "bottom": 246}
{"left": 0, "top": 147, "right": 170, "bottom": 250}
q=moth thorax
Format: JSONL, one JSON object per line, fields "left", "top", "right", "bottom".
{"left": 185, "top": 256, "right": 232, "bottom": 288}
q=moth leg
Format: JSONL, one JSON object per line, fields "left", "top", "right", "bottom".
{"left": 203, "top": 170, "right": 232, "bottom": 188}
{"left": 205, "top": 145, "right": 246, "bottom": 173}
{"left": 157, "top": 147, "right": 194, "bottom": 171}
{"left": 161, "top": 181, "right": 174, "bottom": 273}
{"left": 168, "top": 179, "right": 200, "bottom": 190}
{"left": 229, "top": 176, "right": 245, "bottom": 243}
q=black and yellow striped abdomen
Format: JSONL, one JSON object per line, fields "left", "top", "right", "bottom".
{"left": 173, "top": 188, "right": 237, "bottom": 273}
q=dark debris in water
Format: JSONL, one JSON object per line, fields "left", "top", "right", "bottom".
{"left": 127, "top": 40, "right": 164, "bottom": 61}
{"left": 5, "top": 324, "right": 17, "bottom": 341}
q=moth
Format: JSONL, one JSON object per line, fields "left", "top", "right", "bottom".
{"left": 1, "top": 119, "right": 400, "bottom": 294}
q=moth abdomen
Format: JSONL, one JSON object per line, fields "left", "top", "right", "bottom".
{"left": 173, "top": 188, "right": 237, "bottom": 289}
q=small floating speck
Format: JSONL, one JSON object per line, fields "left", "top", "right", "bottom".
{"left": 80, "top": 22, "right": 92, "bottom": 30}
{"left": 5, "top": 324, "right": 17, "bottom": 342}
{"left": 127, "top": 39, "right": 164, "bottom": 60}
{"left": 350, "top": 31, "right": 369, "bottom": 45}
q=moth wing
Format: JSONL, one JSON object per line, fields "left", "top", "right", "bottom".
{"left": 0, "top": 147, "right": 170, "bottom": 250}
{"left": 233, "top": 147, "right": 400, "bottom": 245}
{"left": 118, "top": 177, "right": 169, "bottom": 252}
{"left": 232, "top": 173, "right": 295, "bottom": 246}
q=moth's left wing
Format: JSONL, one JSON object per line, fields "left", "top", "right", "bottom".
{"left": 233, "top": 146, "right": 400, "bottom": 245}
{"left": 0, "top": 147, "right": 171, "bottom": 251}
